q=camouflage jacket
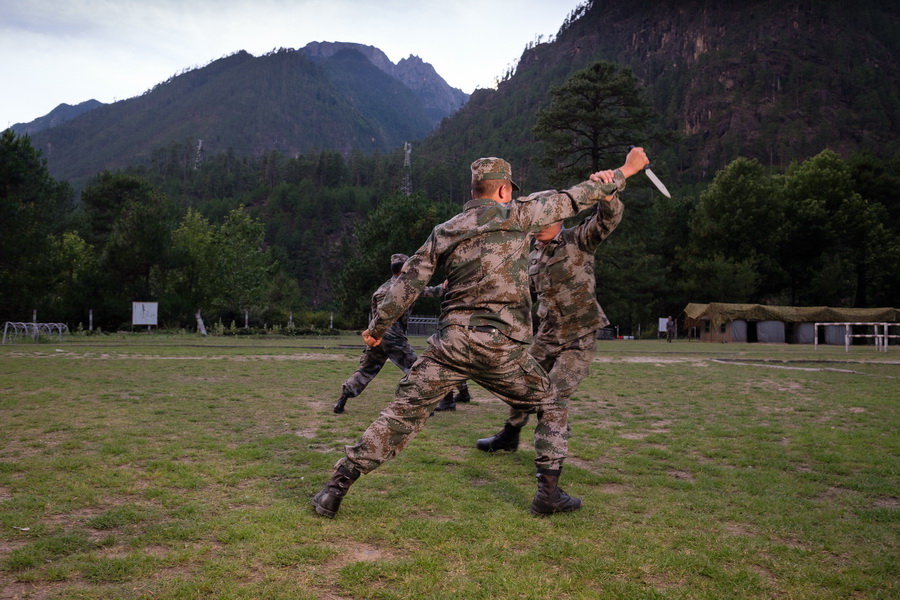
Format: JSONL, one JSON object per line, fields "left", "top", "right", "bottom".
{"left": 368, "top": 173, "right": 625, "bottom": 343}
{"left": 372, "top": 276, "right": 443, "bottom": 343}
{"left": 530, "top": 195, "right": 625, "bottom": 346}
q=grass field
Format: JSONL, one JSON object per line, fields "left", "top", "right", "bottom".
{"left": 1, "top": 335, "right": 897, "bottom": 599}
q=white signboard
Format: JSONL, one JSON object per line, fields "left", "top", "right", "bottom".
{"left": 658, "top": 318, "right": 668, "bottom": 333}
{"left": 132, "top": 302, "right": 158, "bottom": 326}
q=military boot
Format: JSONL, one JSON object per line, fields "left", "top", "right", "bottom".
{"left": 475, "top": 423, "right": 521, "bottom": 452}
{"left": 530, "top": 468, "right": 581, "bottom": 516}
{"left": 433, "top": 391, "right": 456, "bottom": 412}
{"left": 333, "top": 393, "right": 349, "bottom": 414}
{"left": 455, "top": 385, "right": 471, "bottom": 403}
{"left": 312, "top": 465, "right": 360, "bottom": 518}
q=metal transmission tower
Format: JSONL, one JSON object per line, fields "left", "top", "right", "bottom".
{"left": 194, "top": 139, "right": 205, "bottom": 170}
{"left": 401, "top": 141, "right": 412, "bottom": 196}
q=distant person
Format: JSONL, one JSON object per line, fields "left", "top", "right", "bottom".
{"left": 312, "top": 148, "right": 649, "bottom": 519}
{"left": 333, "top": 253, "right": 469, "bottom": 414}
{"left": 666, "top": 315, "right": 676, "bottom": 343}
{"left": 475, "top": 181, "right": 625, "bottom": 453}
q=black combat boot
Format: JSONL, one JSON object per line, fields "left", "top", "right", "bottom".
{"left": 530, "top": 468, "right": 581, "bottom": 516}
{"left": 455, "top": 385, "right": 471, "bottom": 403}
{"left": 312, "top": 465, "right": 360, "bottom": 518}
{"left": 333, "top": 393, "right": 349, "bottom": 414}
{"left": 433, "top": 391, "right": 456, "bottom": 412}
{"left": 475, "top": 423, "right": 521, "bottom": 452}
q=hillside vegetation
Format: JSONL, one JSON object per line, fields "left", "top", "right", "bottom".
{"left": 27, "top": 47, "right": 463, "bottom": 187}
{"left": 2, "top": 1, "right": 898, "bottom": 332}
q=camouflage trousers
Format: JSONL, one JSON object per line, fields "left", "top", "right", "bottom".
{"left": 340, "top": 335, "right": 418, "bottom": 398}
{"left": 341, "top": 336, "right": 468, "bottom": 399}
{"left": 337, "top": 325, "right": 568, "bottom": 473}
{"left": 504, "top": 331, "right": 597, "bottom": 429}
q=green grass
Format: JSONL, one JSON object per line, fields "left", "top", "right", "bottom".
{"left": 0, "top": 336, "right": 897, "bottom": 599}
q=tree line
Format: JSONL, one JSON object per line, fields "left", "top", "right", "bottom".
{"left": 2, "top": 61, "right": 898, "bottom": 335}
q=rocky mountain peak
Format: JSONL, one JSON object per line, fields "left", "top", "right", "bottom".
{"left": 299, "top": 41, "right": 468, "bottom": 117}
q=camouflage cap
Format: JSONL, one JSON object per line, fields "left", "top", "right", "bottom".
{"left": 471, "top": 157, "right": 520, "bottom": 191}
{"left": 390, "top": 253, "right": 409, "bottom": 267}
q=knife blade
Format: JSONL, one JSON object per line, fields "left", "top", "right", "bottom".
{"left": 628, "top": 145, "right": 672, "bottom": 198}
{"left": 644, "top": 167, "right": 671, "bottom": 198}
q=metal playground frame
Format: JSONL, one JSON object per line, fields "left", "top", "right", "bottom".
{"left": 1, "top": 322, "right": 69, "bottom": 344}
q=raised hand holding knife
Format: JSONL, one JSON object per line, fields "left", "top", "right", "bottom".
{"left": 629, "top": 145, "right": 671, "bottom": 198}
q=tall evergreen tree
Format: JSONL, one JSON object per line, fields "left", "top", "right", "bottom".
{"left": 79, "top": 173, "right": 179, "bottom": 328}
{"left": 0, "top": 130, "right": 74, "bottom": 319}
{"left": 532, "top": 61, "right": 672, "bottom": 187}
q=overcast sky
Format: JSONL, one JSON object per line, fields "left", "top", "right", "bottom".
{"left": 1, "top": 0, "right": 585, "bottom": 128}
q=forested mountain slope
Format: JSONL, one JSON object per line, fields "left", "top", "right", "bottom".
{"left": 414, "top": 0, "right": 900, "bottom": 198}
{"left": 28, "top": 48, "right": 466, "bottom": 187}
{"left": 10, "top": 100, "right": 103, "bottom": 136}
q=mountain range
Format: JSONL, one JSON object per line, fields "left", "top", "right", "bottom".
{"left": 13, "top": 0, "right": 900, "bottom": 191}
{"left": 18, "top": 42, "right": 468, "bottom": 185}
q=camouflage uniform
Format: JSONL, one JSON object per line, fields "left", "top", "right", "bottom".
{"left": 335, "top": 158, "right": 625, "bottom": 475}
{"left": 504, "top": 195, "right": 625, "bottom": 430}
{"left": 340, "top": 267, "right": 443, "bottom": 400}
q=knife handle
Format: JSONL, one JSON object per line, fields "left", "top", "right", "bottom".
{"left": 628, "top": 145, "right": 649, "bottom": 169}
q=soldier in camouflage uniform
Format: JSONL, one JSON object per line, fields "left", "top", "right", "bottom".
{"left": 334, "top": 253, "right": 469, "bottom": 414}
{"left": 313, "top": 148, "right": 649, "bottom": 518}
{"left": 475, "top": 187, "right": 625, "bottom": 452}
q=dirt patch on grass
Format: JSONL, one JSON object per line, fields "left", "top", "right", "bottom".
{"left": 764, "top": 379, "right": 806, "bottom": 393}
{"left": 588, "top": 419, "right": 626, "bottom": 429}
{"left": 873, "top": 497, "right": 898, "bottom": 508}
{"left": 0, "top": 535, "right": 27, "bottom": 559}
{"left": 751, "top": 378, "right": 818, "bottom": 403}
{"left": 0, "top": 581, "right": 68, "bottom": 600}
{"left": 641, "top": 570, "right": 686, "bottom": 592}
{"left": 724, "top": 522, "right": 755, "bottom": 537}
{"left": 620, "top": 424, "right": 670, "bottom": 440}
{"left": 564, "top": 456, "right": 598, "bottom": 473}
{"left": 772, "top": 535, "right": 808, "bottom": 550}
{"left": 748, "top": 562, "right": 778, "bottom": 585}
{"left": 597, "top": 483, "right": 629, "bottom": 494}
{"left": 818, "top": 486, "right": 857, "bottom": 501}
{"left": 667, "top": 469, "right": 694, "bottom": 482}
{"left": 307, "top": 443, "right": 343, "bottom": 454}
{"left": 593, "top": 356, "right": 707, "bottom": 366}
{"left": 325, "top": 540, "right": 397, "bottom": 568}
{"left": 42, "top": 507, "right": 106, "bottom": 528}
{"left": 713, "top": 358, "right": 874, "bottom": 375}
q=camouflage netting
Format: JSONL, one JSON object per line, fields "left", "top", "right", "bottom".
{"left": 683, "top": 303, "right": 900, "bottom": 329}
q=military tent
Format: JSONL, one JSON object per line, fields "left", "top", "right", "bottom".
{"left": 682, "top": 303, "right": 900, "bottom": 344}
